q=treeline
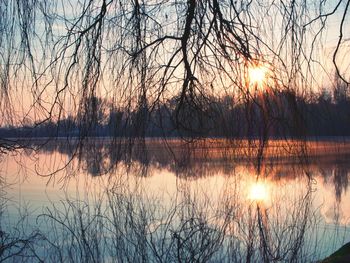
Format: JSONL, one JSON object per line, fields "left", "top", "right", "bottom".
{"left": 1, "top": 87, "right": 350, "bottom": 138}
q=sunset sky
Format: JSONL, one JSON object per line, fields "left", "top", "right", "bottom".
{"left": 0, "top": 0, "right": 349, "bottom": 126}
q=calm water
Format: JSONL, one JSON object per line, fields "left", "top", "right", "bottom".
{"left": 1, "top": 139, "right": 350, "bottom": 262}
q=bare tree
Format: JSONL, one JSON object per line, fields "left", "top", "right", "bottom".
{"left": 0, "top": 0, "right": 349, "bottom": 158}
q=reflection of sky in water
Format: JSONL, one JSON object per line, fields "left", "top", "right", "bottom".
{"left": 1, "top": 145, "right": 350, "bottom": 261}
{"left": 2, "top": 150, "right": 350, "bottom": 224}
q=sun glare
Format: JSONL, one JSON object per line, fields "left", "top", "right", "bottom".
{"left": 249, "top": 182, "right": 269, "bottom": 202}
{"left": 248, "top": 66, "right": 267, "bottom": 84}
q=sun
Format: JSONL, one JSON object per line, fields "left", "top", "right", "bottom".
{"left": 248, "top": 66, "right": 267, "bottom": 85}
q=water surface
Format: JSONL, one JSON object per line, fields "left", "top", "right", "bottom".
{"left": 1, "top": 139, "right": 350, "bottom": 262}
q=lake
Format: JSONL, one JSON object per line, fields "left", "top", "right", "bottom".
{"left": 1, "top": 138, "right": 350, "bottom": 262}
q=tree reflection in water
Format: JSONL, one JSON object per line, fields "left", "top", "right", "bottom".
{"left": 0, "top": 139, "right": 349, "bottom": 262}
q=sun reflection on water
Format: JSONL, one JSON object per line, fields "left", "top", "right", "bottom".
{"left": 249, "top": 181, "right": 269, "bottom": 203}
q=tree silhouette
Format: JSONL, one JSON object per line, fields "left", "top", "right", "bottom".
{"left": 0, "top": 0, "right": 349, "bottom": 153}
